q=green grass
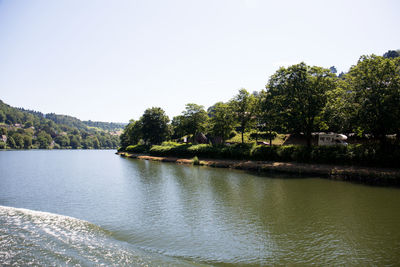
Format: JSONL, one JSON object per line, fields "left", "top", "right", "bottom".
{"left": 226, "top": 132, "right": 288, "bottom": 145}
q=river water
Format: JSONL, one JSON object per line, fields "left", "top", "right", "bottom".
{"left": 0, "top": 150, "right": 399, "bottom": 266}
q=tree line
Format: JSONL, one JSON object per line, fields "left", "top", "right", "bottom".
{"left": 121, "top": 51, "right": 400, "bottom": 149}
{"left": 0, "top": 100, "right": 120, "bottom": 149}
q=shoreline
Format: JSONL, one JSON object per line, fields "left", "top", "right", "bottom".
{"left": 117, "top": 152, "right": 400, "bottom": 187}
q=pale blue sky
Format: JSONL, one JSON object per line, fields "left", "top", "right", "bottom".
{"left": 0, "top": 0, "right": 399, "bottom": 122}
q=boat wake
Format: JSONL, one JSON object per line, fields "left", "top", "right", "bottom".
{"left": 0, "top": 205, "right": 202, "bottom": 266}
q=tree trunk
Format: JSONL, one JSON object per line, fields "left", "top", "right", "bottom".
{"left": 306, "top": 118, "right": 314, "bottom": 147}
{"left": 241, "top": 131, "right": 244, "bottom": 144}
{"left": 305, "top": 131, "right": 311, "bottom": 147}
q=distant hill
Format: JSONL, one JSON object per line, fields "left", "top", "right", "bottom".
{"left": 0, "top": 99, "right": 122, "bottom": 149}
{"left": 83, "top": 120, "right": 126, "bottom": 131}
{"left": 43, "top": 113, "right": 126, "bottom": 131}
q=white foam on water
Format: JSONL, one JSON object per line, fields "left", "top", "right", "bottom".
{"left": 0, "top": 205, "right": 206, "bottom": 266}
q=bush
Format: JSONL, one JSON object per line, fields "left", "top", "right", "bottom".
{"left": 187, "top": 144, "right": 217, "bottom": 158}
{"left": 251, "top": 145, "right": 279, "bottom": 161}
{"left": 160, "top": 141, "right": 181, "bottom": 147}
{"left": 192, "top": 156, "right": 200, "bottom": 165}
{"left": 125, "top": 144, "right": 150, "bottom": 153}
{"left": 219, "top": 143, "right": 254, "bottom": 159}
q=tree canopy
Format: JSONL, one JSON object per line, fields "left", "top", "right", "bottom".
{"left": 347, "top": 55, "right": 400, "bottom": 140}
{"left": 140, "top": 107, "right": 170, "bottom": 145}
{"left": 266, "top": 63, "right": 336, "bottom": 146}
{"left": 230, "top": 89, "right": 256, "bottom": 144}
{"left": 119, "top": 51, "right": 400, "bottom": 149}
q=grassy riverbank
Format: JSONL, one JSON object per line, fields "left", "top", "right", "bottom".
{"left": 120, "top": 142, "right": 400, "bottom": 168}
{"left": 117, "top": 150, "right": 400, "bottom": 187}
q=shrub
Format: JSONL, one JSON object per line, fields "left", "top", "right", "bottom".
{"left": 192, "top": 156, "right": 200, "bottom": 165}
{"left": 160, "top": 141, "right": 181, "bottom": 147}
{"left": 125, "top": 144, "right": 150, "bottom": 153}
{"left": 220, "top": 143, "right": 254, "bottom": 159}
{"left": 187, "top": 144, "right": 216, "bottom": 158}
{"left": 251, "top": 145, "right": 279, "bottom": 161}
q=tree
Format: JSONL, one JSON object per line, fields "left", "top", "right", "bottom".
{"left": 0, "top": 110, "right": 5, "bottom": 123}
{"left": 171, "top": 115, "right": 186, "bottom": 140}
{"left": 347, "top": 55, "right": 400, "bottom": 142}
{"left": 258, "top": 90, "right": 280, "bottom": 145}
{"left": 322, "top": 79, "right": 356, "bottom": 134}
{"left": 181, "top": 103, "right": 208, "bottom": 142}
{"left": 11, "top": 133, "right": 24, "bottom": 149}
{"left": 23, "top": 135, "right": 32, "bottom": 149}
{"left": 36, "top": 131, "right": 52, "bottom": 149}
{"left": 208, "top": 102, "right": 235, "bottom": 143}
{"left": 0, "top": 127, "right": 7, "bottom": 136}
{"left": 120, "top": 120, "right": 142, "bottom": 148}
{"left": 383, "top": 50, "right": 400, "bottom": 59}
{"left": 92, "top": 136, "right": 100, "bottom": 149}
{"left": 69, "top": 135, "right": 81, "bottom": 149}
{"left": 7, "top": 136, "right": 16, "bottom": 148}
{"left": 140, "top": 107, "right": 170, "bottom": 145}
{"left": 266, "top": 63, "right": 336, "bottom": 146}
{"left": 55, "top": 135, "right": 70, "bottom": 147}
{"left": 230, "top": 89, "right": 256, "bottom": 144}
{"left": 6, "top": 113, "right": 17, "bottom": 124}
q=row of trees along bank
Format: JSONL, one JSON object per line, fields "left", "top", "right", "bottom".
{"left": 119, "top": 53, "right": 400, "bottom": 167}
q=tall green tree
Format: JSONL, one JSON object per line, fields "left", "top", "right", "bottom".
{"left": 140, "top": 107, "right": 170, "bottom": 145}
{"left": 267, "top": 63, "right": 336, "bottom": 146}
{"left": 208, "top": 102, "right": 235, "bottom": 143}
{"left": 347, "top": 55, "right": 400, "bottom": 142}
{"left": 181, "top": 103, "right": 208, "bottom": 142}
{"left": 171, "top": 115, "right": 186, "bottom": 140}
{"left": 230, "top": 89, "right": 256, "bottom": 144}
{"left": 322, "top": 79, "right": 356, "bottom": 134}
{"left": 11, "top": 133, "right": 24, "bottom": 149}
{"left": 7, "top": 136, "right": 16, "bottom": 148}
{"left": 36, "top": 131, "right": 52, "bottom": 149}
{"left": 23, "top": 134, "right": 32, "bottom": 149}
{"left": 54, "top": 135, "right": 70, "bottom": 147}
{"left": 69, "top": 135, "right": 81, "bottom": 149}
{"left": 120, "top": 120, "right": 139, "bottom": 148}
{"left": 258, "top": 90, "right": 280, "bottom": 145}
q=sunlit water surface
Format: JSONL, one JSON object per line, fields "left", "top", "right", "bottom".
{"left": 0, "top": 150, "right": 399, "bottom": 266}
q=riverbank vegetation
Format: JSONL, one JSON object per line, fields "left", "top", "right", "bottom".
{"left": 0, "top": 100, "right": 123, "bottom": 149}
{"left": 123, "top": 142, "right": 398, "bottom": 168}
{"left": 119, "top": 51, "right": 400, "bottom": 168}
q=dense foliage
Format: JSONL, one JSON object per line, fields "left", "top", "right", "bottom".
{"left": 119, "top": 50, "right": 400, "bottom": 167}
{"left": 0, "top": 100, "right": 120, "bottom": 149}
{"left": 266, "top": 63, "right": 336, "bottom": 146}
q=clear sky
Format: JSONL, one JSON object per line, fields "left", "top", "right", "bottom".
{"left": 0, "top": 0, "right": 399, "bottom": 122}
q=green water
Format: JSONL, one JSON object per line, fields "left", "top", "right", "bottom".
{"left": 0, "top": 150, "right": 399, "bottom": 266}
